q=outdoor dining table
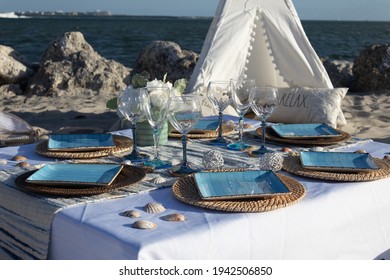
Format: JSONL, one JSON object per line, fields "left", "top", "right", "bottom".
{"left": 1, "top": 116, "right": 390, "bottom": 260}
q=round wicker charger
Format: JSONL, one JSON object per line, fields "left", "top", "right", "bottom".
{"left": 283, "top": 155, "right": 390, "bottom": 182}
{"left": 255, "top": 127, "right": 351, "bottom": 146}
{"left": 169, "top": 124, "right": 235, "bottom": 139}
{"left": 172, "top": 171, "right": 306, "bottom": 213}
{"left": 35, "top": 135, "right": 132, "bottom": 159}
{"left": 0, "top": 134, "right": 37, "bottom": 147}
{"left": 15, "top": 165, "right": 146, "bottom": 196}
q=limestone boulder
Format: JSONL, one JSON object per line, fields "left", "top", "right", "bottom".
{"left": 322, "top": 59, "right": 356, "bottom": 90}
{"left": 0, "top": 84, "right": 24, "bottom": 97}
{"left": 133, "top": 40, "right": 198, "bottom": 82}
{"left": 353, "top": 44, "right": 390, "bottom": 92}
{"left": 0, "top": 45, "right": 33, "bottom": 86}
{"left": 27, "top": 32, "right": 131, "bottom": 96}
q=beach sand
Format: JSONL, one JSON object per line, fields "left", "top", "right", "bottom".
{"left": 1, "top": 90, "right": 389, "bottom": 144}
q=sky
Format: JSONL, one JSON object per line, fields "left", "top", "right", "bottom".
{"left": 0, "top": 0, "right": 389, "bottom": 21}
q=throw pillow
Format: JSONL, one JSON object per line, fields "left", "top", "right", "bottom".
{"left": 267, "top": 87, "right": 348, "bottom": 128}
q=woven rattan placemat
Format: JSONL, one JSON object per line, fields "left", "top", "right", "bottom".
{"left": 283, "top": 154, "right": 390, "bottom": 182}
{"left": 15, "top": 165, "right": 146, "bottom": 196}
{"left": 0, "top": 134, "right": 37, "bottom": 147}
{"left": 255, "top": 127, "right": 351, "bottom": 146}
{"left": 169, "top": 124, "right": 235, "bottom": 139}
{"left": 172, "top": 171, "right": 306, "bottom": 212}
{"left": 35, "top": 135, "right": 132, "bottom": 159}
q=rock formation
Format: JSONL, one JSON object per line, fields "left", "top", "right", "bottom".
{"left": 322, "top": 59, "right": 355, "bottom": 90}
{"left": 353, "top": 44, "right": 390, "bottom": 92}
{"left": 133, "top": 40, "right": 198, "bottom": 82}
{"left": 26, "top": 31, "right": 131, "bottom": 96}
{"left": 0, "top": 45, "right": 33, "bottom": 86}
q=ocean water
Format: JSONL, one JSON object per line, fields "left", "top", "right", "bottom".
{"left": 1, "top": 16, "right": 389, "bottom": 67}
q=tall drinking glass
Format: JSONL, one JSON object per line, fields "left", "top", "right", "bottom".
{"left": 227, "top": 79, "right": 255, "bottom": 151}
{"left": 250, "top": 87, "right": 278, "bottom": 155}
{"left": 117, "top": 86, "right": 150, "bottom": 162}
{"left": 168, "top": 95, "right": 202, "bottom": 176}
{"left": 142, "top": 86, "right": 172, "bottom": 169}
{"left": 207, "top": 81, "right": 232, "bottom": 146}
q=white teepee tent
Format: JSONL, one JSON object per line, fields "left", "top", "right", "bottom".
{"left": 186, "top": 0, "right": 335, "bottom": 116}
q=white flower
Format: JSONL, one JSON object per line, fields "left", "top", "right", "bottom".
{"left": 149, "top": 89, "right": 170, "bottom": 108}
{"left": 146, "top": 79, "right": 172, "bottom": 89}
{"left": 171, "top": 88, "right": 182, "bottom": 97}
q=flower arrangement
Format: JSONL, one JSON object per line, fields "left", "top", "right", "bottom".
{"left": 106, "top": 71, "right": 187, "bottom": 110}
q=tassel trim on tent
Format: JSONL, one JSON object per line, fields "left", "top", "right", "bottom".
{"left": 259, "top": 9, "right": 295, "bottom": 86}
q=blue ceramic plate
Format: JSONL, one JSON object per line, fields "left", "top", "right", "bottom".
{"left": 191, "top": 119, "right": 219, "bottom": 131}
{"left": 300, "top": 151, "right": 379, "bottom": 172}
{"left": 48, "top": 133, "right": 115, "bottom": 151}
{"left": 26, "top": 163, "right": 123, "bottom": 187}
{"left": 270, "top": 123, "right": 341, "bottom": 139}
{"left": 194, "top": 170, "right": 291, "bottom": 200}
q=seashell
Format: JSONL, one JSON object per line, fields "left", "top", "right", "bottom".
{"left": 142, "top": 165, "right": 155, "bottom": 173}
{"left": 143, "top": 202, "right": 166, "bottom": 214}
{"left": 34, "top": 163, "right": 46, "bottom": 169}
{"left": 132, "top": 220, "right": 157, "bottom": 230}
{"left": 122, "top": 210, "right": 141, "bottom": 218}
{"left": 122, "top": 160, "right": 132, "bottom": 165}
{"left": 354, "top": 149, "right": 367, "bottom": 154}
{"left": 12, "top": 155, "right": 27, "bottom": 161}
{"left": 281, "top": 147, "right": 292, "bottom": 153}
{"left": 0, "top": 159, "right": 7, "bottom": 165}
{"left": 224, "top": 120, "right": 235, "bottom": 127}
{"left": 243, "top": 123, "right": 254, "bottom": 129}
{"left": 17, "top": 162, "right": 30, "bottom": 168}
{"left": 149, "top": 176, "right": 177, "bottom": 187}
{"left": 161, "top": 213, "right": 186, "bottom": 222}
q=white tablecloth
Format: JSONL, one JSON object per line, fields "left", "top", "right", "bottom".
{"left": 48, "top": 141, "right": 390, "bottom": 260}
{"left": 1, "top": 117, "right": 390, "bottom": 260}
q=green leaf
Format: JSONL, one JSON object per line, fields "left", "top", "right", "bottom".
{"left": 173, "top": 78, "right": 188, "bottom": 94}
{"left": 131, "top": 71, "right": 150, "bottom": 88}
{"left": 106, "top": 97, "right": 118, "bottom": 110}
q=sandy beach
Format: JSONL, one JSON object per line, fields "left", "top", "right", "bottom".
{"left": 1, "top": 88, "right": 389, "bottom": 144}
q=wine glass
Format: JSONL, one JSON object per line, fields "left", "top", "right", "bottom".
{"left": 168, "top": 95, "right": 202, "bottom": 176}
{"left": 250, "top": 87, "right": 278, "bottom": 155}
{"left": 227, "top": 79, "right": 255, "bottom": 151}
{"left": 206, "top": 81, "right": 232, "bottom": 146}
{"left": 117, "top": 86, "right": 150, "bottom": 162}
{"left": 142, "top": 86, "right": 172, "bottom": 169}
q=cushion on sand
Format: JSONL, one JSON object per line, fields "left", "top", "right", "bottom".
{"left": 267, "top": 87, "right": 348, "bottom": 128}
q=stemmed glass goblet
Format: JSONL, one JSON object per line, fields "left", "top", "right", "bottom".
{"left": 117, "top": 86, "right": 150, "bottom": 162}
{"left": 168, "top": 94, "right": 202, "bottom": 176}
{"left": 227, "top": 79, "right": 255, "bottom": 151}
{"left": 206, "top": 81, "right": 232, "bottom": 146}
{"left": 142, "top": 86, "right": 172, "bottom": 169}
{"left": 250, "top": 87, "right": 278, "bottom": 155}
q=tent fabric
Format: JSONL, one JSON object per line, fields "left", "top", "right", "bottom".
{"left": 186, "top": 0, "right": 334, "bottom": 116}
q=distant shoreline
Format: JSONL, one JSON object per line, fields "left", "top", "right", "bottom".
{"left": 0, "top": 11, "right": 213, "bottom": 20}
{"left": 1, "top": 11, "right": 389, "bottom": 22}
